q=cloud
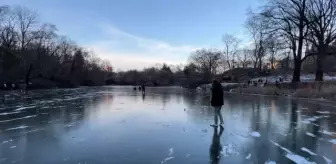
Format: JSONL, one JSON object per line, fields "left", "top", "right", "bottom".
{"left": 85, "top": 24, "right": 200, "bottom": 70}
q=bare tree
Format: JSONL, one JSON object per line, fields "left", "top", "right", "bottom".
{"left": 261, "top": 0, "right": 309, "bottom": 83}
{"left": 237, "top": 48, "right": 253, "bottom": 68}
{"left": 13, "top": 6, "right": 38, "bottom": 50}
{"left": 189, "top": 48, "right": 222, "bottom": 79}
{"left": 0, "top": 5, "right": 112, "bottom": 88}
{"left": 304, "top": 0, "right": 336, "bottom": 81}
{"left": 246, "top": 10, "right": 268, "bottom": 70}
{"left": 265, "top": 36, "right": 282, "bottom": 70}
{"left": 222, "top": 34, "right": 240, "bottom": 70}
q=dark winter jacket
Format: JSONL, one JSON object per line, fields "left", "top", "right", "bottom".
{"left": 211, "top": 82, "right": 224, "bottom": 106}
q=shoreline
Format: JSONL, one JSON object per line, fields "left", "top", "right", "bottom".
{"left": 225, "top": 91, "right": 336, "bottom": 108}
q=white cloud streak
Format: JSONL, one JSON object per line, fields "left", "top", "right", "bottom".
{"left": 85, "top": 24, "right": 200, "bottom": 70}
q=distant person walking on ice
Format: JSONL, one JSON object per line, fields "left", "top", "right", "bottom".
{"left": 210, "top": 79, "right": 224, "bottom": 127}
{"left": 141, "top": 84, "right": 146, "bottom": 94}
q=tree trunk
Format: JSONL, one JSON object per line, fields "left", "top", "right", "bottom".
{"left": 292, "top": 59, "right": 301, "bottom": 83}
{"left": 315, "top": 47, "right": 326, "bottom": 81}
{"left": 25, "top": 63, "right": 32, "bottom": 88}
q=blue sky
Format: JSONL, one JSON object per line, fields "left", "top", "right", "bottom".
{"left": 3, "top": 0, "right": 261, "bottom": 70}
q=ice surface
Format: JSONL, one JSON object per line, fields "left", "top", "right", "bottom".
{"left": 265, "top": 161, "right": 276, "bottom": 164}
{"left": 285, "top": 154, "right": 316, "bottom": 164}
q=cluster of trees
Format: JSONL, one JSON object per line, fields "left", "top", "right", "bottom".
{"left": 108, "top": 63, "right": 192, "bottom": 86}
{"left": 0, "top": 5, "right": 112, "bottom": 89}
{"left": 3, "top": 0, "right": 336, "bottom": 89}
{"left": 260, "top": 0, "right": 336, "bottom": 82}
{"left": 187, "top": 0, "right": 336, "bottom": 84}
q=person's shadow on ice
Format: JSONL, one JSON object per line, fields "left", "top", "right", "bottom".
{"left": 209, "top": 126, "right": 224, "bottom": 164}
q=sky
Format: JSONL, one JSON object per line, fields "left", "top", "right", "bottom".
{"left": 2, "top": 0, "right": 262, "bottom": 70}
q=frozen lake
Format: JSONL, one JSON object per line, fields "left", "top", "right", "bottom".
{"left": 0, "top": 86, "right": 335, "bottom": 164}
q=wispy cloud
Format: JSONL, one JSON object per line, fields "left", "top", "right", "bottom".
{"left": 85, "top": 24, "right": 200, "bottom": 70}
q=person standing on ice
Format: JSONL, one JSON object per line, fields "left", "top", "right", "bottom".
{"left": 210, "top": 79, "right": 224, "bottom": 127}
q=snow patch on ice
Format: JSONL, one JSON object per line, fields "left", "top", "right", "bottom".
{"left": 161, "top": 157, "right": 174, "bottom": 164}
{"left": 0, "top": 111, "right": 22, "bottom": 115}
{"left": 245, "top": 153, "right": 251, "bottom": 159}
{"left": 286, "top": 154, "right": 316, "bottom": 164}
{"left": 250, "top": 131, "right": 261, "bottom": 137}
{"left": 270, "top": 140, "right": 291, "bottom": 154}
{"left": 306, "top": 132, "right": 316, "bottom": 137}
{"left": 329, "top": 139, "right": 336, "bottom": 144}
{"left": 302, "top": 116, "right": 325, "bottom": 124}
{"left": 0, "top": 115, "right": 37, "bottom": 123}
{"left": 10, "top": 146, "right": 16, "bottom": 149}
{"left": 265, "top": 161, "right": 276, "bottom": 164}
{"left": 323, "top": 156, "right": 332, "bottom": 164}
{"left": 5, "top": 125, "right": 29, "bottom": 131}
{"left": 301, "top": 147, "right": 316, "bottom": 156}
{"left": 316, "top": 111, "right": 330, "bottom": 114}
{"left": 221, "top": 144, "right": 239, "bottom": 157}
{"left": 168, "top": 148, "right": 173, "bottom": 156}
{"left": 320, "top": 130, "right": 336, "bottom": 136}
{"left": 15, "top": 106, "right": 36, "bottom": 111}
{"left": 25, "top": 129, "right": 43, "bottom": 134}
{"left": 1, "top": 139, "right": 13, "bottom": 144}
